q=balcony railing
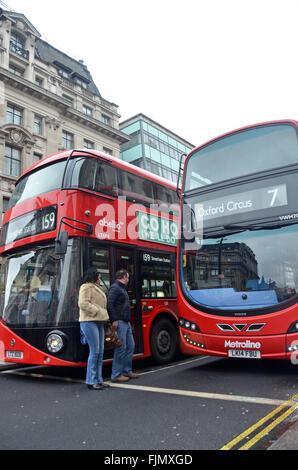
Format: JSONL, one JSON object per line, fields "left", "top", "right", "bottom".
{"left": 10, "top": 43, "right": 29, "bottom": 60}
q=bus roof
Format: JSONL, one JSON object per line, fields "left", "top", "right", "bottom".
{"left": 20, "top": 149, "right": 178, "bottom": 190}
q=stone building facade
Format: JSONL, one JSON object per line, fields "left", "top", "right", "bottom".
{"left": 0, "top": 9, "right": 129, "bottom": 228}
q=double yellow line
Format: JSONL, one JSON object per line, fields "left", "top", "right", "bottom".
{"left": 221, "top": 393, "right": 298, "bottom": 450}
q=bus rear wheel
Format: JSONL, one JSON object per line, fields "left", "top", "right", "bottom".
{"left": 150, "top": 317, "right": 178, "bottom": 364}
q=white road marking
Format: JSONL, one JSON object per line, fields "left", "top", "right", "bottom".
{"left": 1, "top": 356, "right": 285, "bottom": 406}
{"left": 107, "top": 382, "right": 285, "bottom": 406}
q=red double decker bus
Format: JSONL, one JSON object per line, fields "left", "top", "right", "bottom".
{"left": 0, "top": 149, "right": 179, "bottom": 366}
{"left": 178, "top": 120, "right": 298, "bottom": 362}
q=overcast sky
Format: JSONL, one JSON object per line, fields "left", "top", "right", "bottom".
{"left": 4, "top": 0, "right": 298, "bottom": 147}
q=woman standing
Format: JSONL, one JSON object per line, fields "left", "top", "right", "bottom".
{"left": 79, "top": 267, "right": 110, "bottom": 390}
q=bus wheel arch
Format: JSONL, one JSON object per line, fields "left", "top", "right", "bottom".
{"left": 150, "top": 314, "right": 179, "bottom": 364}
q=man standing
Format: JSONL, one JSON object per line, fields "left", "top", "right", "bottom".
{"left": 107, "top": 269, "right": 138, "bottom": 382}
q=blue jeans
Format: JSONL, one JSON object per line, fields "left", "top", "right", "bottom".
{"left": 80, "top": 321, "right": 105, "bottom": 385}
{"left": 111, "top": 321, "right": 135, "bottom": 379}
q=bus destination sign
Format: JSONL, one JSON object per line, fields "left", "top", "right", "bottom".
{"left": 1, "top": 205, "right": 57, "bottom": 246}
{"left": 195, "top": 184, "right": 288, "bottom": 223}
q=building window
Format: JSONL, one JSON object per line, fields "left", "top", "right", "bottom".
{"left": 6, "top": 104, "right": 23, "bottom": 125}
{"left": 35, "top": 76, "right": 43, "bottom": 87}
{"left": 83, "top": 105, "right": 93, "bottom": 116}
{"left": 84, "top": 139, "right": 94, "bottom": 149}
{"left": 62, "top": 94, "right": 74, "bottom": 107}
{"left": 102, "top": 115, "right": 111, "bottom": 125}
{"left": 9, "top": 63, "right": 24, "bottom": 76}
{"left": 33, "top": 153, "right": 42, "bottom": 164}
{"left": 4, "top": 145, "right": 21, "bottom": 177}
{"left": 34, "top": 115, "right": 42, "bottom": 135}
{"left": 10, "top": 31, "right": 28, "bottom": 59}
{"left": 62, "top": 131, "right": 73, "bottom": 149}
{"left": 58, "top": 68, "right": 71, "bottom": 79}
{"left": 74, "top": 77, "right": 88, "bottom": 89}
{"left": 103, "top": 147, "right": 112, "bottom": 156}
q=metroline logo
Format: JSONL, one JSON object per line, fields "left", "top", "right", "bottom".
{"left": 225, "top": 340, "right": 261, "bottom": 349}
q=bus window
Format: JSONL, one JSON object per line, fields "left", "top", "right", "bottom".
{"left": 71, "top": 157, "right": 117, "bottom": 197}
{"left": 118, "top": 170, "right": 155, "bottom": 206}
{"left": 184, "top": 124, "right": 298, "bottom": 191}
{"left": 71, "top": 157, "right": 97, "bottom": 190}
{"left": 95, "top": 162, "right": 118, "bottom": 197}
{"left": 154, "top": 184, "right": 179, "bottom": 216}
{"left": 139, "top": 251, "right": 176, "bottom": 298}
{"left": 88, "top": 246, "right": 111, "bottom": 294}
{"left": 8, "top": 160, "right": 66, "bottom": 209}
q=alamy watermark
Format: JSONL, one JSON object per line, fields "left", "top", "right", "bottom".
{"left": 93, "top": 197, "right": 203, "bottom": 249}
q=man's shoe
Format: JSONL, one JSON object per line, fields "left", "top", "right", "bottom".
{"left": 125, "top": 373, "right": 139, "bottom": 379}
{"left": 111, "top": 375, "right": 130, "bottom": 383}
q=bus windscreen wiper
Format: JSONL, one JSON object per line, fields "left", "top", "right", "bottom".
{"left": 224, "top": 223, "right": 265, "bottom": 231}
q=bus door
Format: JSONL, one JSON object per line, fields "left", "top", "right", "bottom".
{"left": 115, "top": 247, "right": 143, "bottom": 355}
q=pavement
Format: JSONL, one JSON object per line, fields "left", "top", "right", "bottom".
{"left": 1, "top": 360, "right": 298, "bottom": 450}
{"left": 267, "top": 420, "right": 298, "bottom": 450}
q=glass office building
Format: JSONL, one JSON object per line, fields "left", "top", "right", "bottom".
{"left": 120, "top": 114, "right": 194, "bottom": 184}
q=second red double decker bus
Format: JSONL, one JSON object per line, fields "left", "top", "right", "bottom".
{"left": 0, "top": 149, "right": 179, "bottom": 366}
{"left": 178, "top": 120, "right": 298, "bottom": 363}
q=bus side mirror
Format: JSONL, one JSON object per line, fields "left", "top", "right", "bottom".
{"left": 55, "top": 230, "right": 69, "bottom": 255}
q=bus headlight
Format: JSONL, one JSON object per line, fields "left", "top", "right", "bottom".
{"left": 46, "top": 331, "right": 66, "bottom": 354}
{"left": 287, "top": 321, "right": 298, "bottom": 333}
{"left": 179, "top": 317, "right": 200, "bottom": 332}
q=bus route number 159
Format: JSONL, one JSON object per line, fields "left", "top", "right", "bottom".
{"left": 41, "top": 211, "right": 56, "bottom": 231}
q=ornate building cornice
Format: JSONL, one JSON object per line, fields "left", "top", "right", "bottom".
{"left": 0, "top": 68, "right": 130, "bottom": 144}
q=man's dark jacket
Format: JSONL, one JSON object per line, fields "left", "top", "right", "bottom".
{"left": 107, "top": 280, "right": 131, "bottom": 323}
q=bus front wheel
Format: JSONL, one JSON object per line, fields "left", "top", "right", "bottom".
{"left": 150, "top": 317, "right": 178, "bottom": 364}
